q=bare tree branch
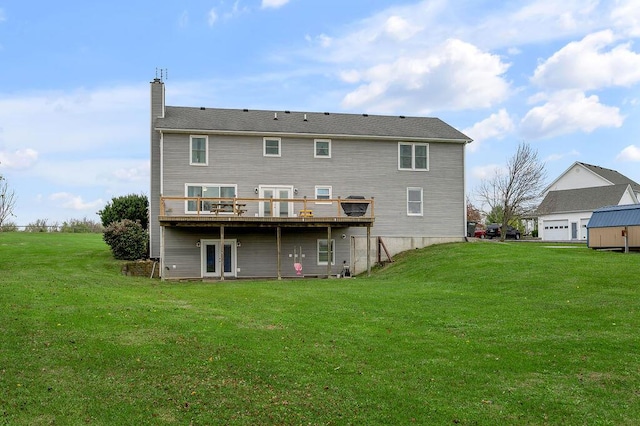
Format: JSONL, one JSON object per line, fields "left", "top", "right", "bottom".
{"left": 0, "top": 172, "right": 17, "bottom": 227}
{"left": 475, "top": 142, "right": 546, "bottom": 241}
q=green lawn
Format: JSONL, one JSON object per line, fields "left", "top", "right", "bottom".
{"left": 1, "top": 233, "right": 639, "bottom": 425}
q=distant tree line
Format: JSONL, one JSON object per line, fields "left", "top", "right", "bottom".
{"left": 0, "top": 217, "right": 104, "bottom": 233}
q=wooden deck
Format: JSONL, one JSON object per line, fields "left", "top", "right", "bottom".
{"left": 158, "top": 196, "right": 375, "bottom": 228}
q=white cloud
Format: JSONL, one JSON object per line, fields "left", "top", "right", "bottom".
{"left": 0, "top": 148, "right": 38, "bottom": 169}
{"left": 383, "top": 15, "right": 422, "bottom": 41}
{"left": 111, "top": 162, "right": 150, "bottom": 183}
{"left": 463, "top": 109, "right": 514, "bottom": 153}
{"left": 261, "top": 0, "right": 290, "bottom": 9}
{"left": 49, "top": 192, "right": 104, "bottom": 211}
{"left": 611, "top": 0, "right": 640, "bottom": 37}
{"left": 305, "top": 33, "right": 332, "bottom": 48}
{"left": 471, "top": 164, "right": 505, "bottom": 180}
{"left": 208, "top": 9, "right": 218, "bottom": 26}
{"left": 339, "top": 69, "right": 361, "bottom": 84}
{"left": 545, "top": 149, "right": 580, "bottom": 162}
{"left": 520, "top": 90, "right": 624, "bottom": 139}
{"left": 0, "top": 85, "right": 148, "bottom": 155}
{"left": 341, "top": 39, "right": 511, "bottom": 113}
{"left": 531, "top": 30, "right": 640, "bottom": 91}
{"left": 616, "top": 145, "right": 640, "bottom": 161}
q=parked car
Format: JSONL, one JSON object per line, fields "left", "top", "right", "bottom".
{"left": 474, "top": 229, "right": 486, "bottom": 238}
{"left": 486, "top": 223, "right": 521, "bottom": 240}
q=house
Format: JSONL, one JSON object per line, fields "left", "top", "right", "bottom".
{"left": 149, "top": 78, "right": 472, "bottom": 280}
{"left": 587, "top": 204, "right": 640, "bottom": 251}
{"left": 536, "top": 162, "right": 640, "bottom": 241}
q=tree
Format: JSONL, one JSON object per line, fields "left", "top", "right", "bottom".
{"left": 103, "top": 219, "right": 148, "bottom": 260}
{"left": 0, "top": 173, "right": 17, "bottom": 228}
{"left": 98, "top": 194, "right": 149, "bottom": 230}
{"left": 476, "top": 142, "right": 546, "bottom": 241}
{"left": 466, "top": 197, "right": 483, "bottom": 224}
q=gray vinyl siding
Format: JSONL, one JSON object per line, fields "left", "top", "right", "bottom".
{"left": 162, "top": 227, "right": 352, "bottom": 279}
{"left": 149, "top": 81, "right": 164, "bottom": 258}
{"left": 160, "top": 133, "right": 465, "bottom": 237}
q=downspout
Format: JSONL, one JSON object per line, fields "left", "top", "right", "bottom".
{"left": 462, "top": 141, "right": 468, "bottom": 240}
{"left": 160, "top": 131, "right": 164, "bottom": 195}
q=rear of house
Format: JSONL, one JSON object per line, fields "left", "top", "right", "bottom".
{"left": 149, "top": 78, "right": 472, "bottom": 279}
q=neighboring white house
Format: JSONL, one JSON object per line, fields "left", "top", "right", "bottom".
{"left": 536, "top": 162, "right": 640, "bottom": 241}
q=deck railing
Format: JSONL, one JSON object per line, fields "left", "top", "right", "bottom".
{"left": 159, "top": 196, "right": 375, "bottom": 219}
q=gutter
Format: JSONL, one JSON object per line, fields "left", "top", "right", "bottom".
{"left": 154, "top": 127, "right": 472, "bottom": 144}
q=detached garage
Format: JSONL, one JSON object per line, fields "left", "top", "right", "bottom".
{"left": 587, "top": 204, "right": 640, "bottom": 251}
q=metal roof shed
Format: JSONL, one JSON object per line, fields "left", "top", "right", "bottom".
{"left": 587, "top": 204, "right": 640, "bottom": 251}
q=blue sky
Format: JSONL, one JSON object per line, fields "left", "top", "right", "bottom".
{"left": 1, "top": 0, "right": 640, "bottom": 226}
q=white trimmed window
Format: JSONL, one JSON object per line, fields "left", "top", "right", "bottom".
{"left": 407, "top": 187, "right": 423, "bottom": 216}
{"left": 317, "top": 239, "right": 335, "bottom": 265}
{"left": 263, "top": 137, "right": 281, "bottom": 157}
{"left": 314, "top": 139, "right": 331, "bottom": 158}
{"left": 398, "top": 142, "right": 429, "bottom": 171}
{"left": 186, "top": 184, "right": 237, "bottom": 213}
{"left": 315, "top": 186, "right": 332, "bottom": 203}
{"left": 191, "top": 135, "right": 208, "bottom": 165}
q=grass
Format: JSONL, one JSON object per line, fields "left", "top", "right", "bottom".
{"left": 1, "top": 233, "right": 639, "bottom": 425}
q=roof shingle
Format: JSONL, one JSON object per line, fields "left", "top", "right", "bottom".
{"left": 536, "top": 185, "right": 632, "bottom": 215}
{"left": 155, "top": 106, "right": 472, "bottom": 142}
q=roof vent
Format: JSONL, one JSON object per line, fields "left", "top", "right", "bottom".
{"left": 243, "top": 108, "right": 249, "bottom": 112}
{"left": 200, "top": 107, "right": 205, "bottom": 110}
{"left": 303, "top": 114, "right": 308, "bottom": 121}
{"left": 274, "top": 112, "right": 278, "bottom": 120}
{"left": 362, "top": 113, "right": 368, "bottom": 117}
{"left": 285, "top": 110, "right": 291, "bottom": 114}
{"left": 399, "top": 115, "right": 405, "bottom": 119}
{"left": 324, "top": 112, "right": 330, "bottom": 115}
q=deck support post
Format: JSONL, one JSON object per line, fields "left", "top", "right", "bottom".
{"left": 220, "top": 225, "right": 225, "bottom": 281}
{"left": 327, "top": 226, "right": 332, "bottom": 278}
{"left": 277, "top": 226, "right": 282, "bottom": 280}
{"left": 367, "top": 225, "right": 371, "bottom": 277}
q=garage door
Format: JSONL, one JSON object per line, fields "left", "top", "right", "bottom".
{"left": 543, "top": 220, "right": 569, "bottom": 240}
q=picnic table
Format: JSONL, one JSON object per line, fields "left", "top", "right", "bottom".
{"left": 210, "top": 202, "right": 247, "bottom": 216}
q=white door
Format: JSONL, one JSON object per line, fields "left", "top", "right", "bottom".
{"left": 202, "top": 240, "right": 236, "bottom": 277}
{"left": 580, "top": 218, "right": 589, "bottom": 240}
{"left": 259, "top": 186, "right": 294, "bottom": 217}
{"left": 543, "top": 220, "right": 569, "bottom": 240}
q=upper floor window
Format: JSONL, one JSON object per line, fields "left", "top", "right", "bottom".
{"left": 314, "top": 139, "right": 331, "bottom": 158}
{"left": 398, "top": 142, "right": 429, "bottom": 171}
{"left": 407, "top": 187, "right": 423, "bottom": 216}
{"left": 186, "top": 184, "right": 237, "bottom": 213}
{"left": 191, "top": 135, "right": 208, "bottom": 165}
{"left": 315, "top": 186, "right": 332, "bottom": 203}
{"left": 264, "top": 137, "right": 281, "bottom": 157}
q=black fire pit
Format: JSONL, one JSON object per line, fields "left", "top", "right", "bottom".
{"left": 341, "top": 195, "right": 369, "bottom": 217}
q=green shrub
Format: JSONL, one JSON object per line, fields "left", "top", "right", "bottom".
{"left": 98, "top": 194, "right": 149, "bottom": 230}
{"left": 103, "top": 219, "right": 148, "bottom": 260}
